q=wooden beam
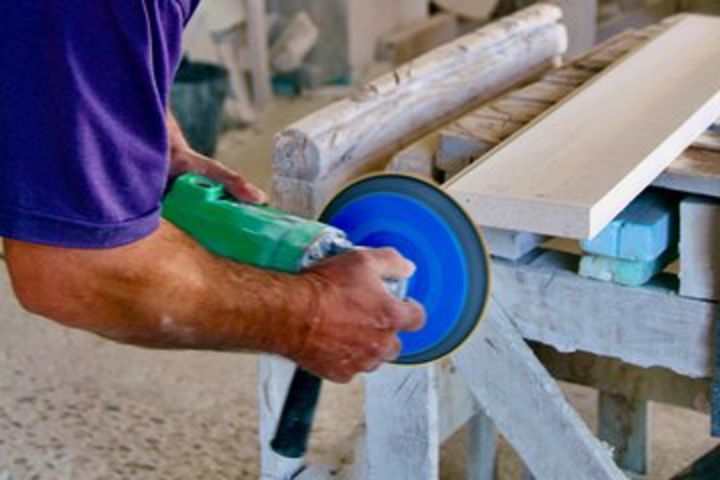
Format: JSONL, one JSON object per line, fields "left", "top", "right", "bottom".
{"left": 533, "top": 344, "right": 711, "bottom": 413}
{"left": 494, "top": 250, "right": 718, "bottom": 378}
{"left": 447, "top": 15, "right": 720, "bottom": 239}
{"left": 386, "top": 132, "right": 441, "bottom": 181}
{"left": 272, "top": 4, "right": 566, "bottom": 185}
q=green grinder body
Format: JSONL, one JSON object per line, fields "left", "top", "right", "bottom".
{"left": 161, "top": 173, "right": 338, "bottom": 273}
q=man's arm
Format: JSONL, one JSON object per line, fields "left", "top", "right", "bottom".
{"left": 4, "top": 221, "right": 424, "bottom": 383}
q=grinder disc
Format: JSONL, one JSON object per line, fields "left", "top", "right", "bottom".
{"left": 320, "top": 174, "right": 491, "bottom": 365}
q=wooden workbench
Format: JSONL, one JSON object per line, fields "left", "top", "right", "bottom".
{"left": 259, "top": 13, "right": 720, "bottom": 480}
{"left": 370, "top": 22, "right": 720, "bottom": 479}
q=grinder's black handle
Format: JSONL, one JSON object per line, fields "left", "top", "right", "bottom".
{"left": 270, "top": 367, "right": 322, "bottom": 458}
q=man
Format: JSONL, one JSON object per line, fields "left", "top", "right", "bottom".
{"left": 0, "top": 2, "right": 424, "bottom": 384}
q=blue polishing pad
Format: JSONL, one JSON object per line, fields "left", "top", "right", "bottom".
{"left": 320, "top": 174, "right": 490, "bottom": 364}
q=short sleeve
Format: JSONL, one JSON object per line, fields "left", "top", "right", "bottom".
{"left": 0, "top": 2, "right": 187, "bottom": 248}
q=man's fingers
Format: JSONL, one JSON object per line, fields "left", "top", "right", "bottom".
{"left": 380, "top": 336, "right": 402, "bottom": 361}
{"left": 225, "top": 178, "right": 268, "bottom": 204}
{"left": 384, "top": 299, "right": 425, "bottom": 332}
{"left": 364, "top": 248, "right": 416, "bottom": 280}
{"left": 175, "top": 151, "right": 268, "bottom": 204}
{"left": 202, "top": 159, "right": 268, "bottom": 204}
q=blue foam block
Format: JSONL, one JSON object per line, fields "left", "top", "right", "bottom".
{"left": 581, "top": 189, "right": 679, "bottom": 261}
{"left": 578, "top": 247, "right": 678, "bottom": 287}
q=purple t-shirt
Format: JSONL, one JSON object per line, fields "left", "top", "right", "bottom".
{"left": 0, "top": 1, "right": 200, "bottom": 248}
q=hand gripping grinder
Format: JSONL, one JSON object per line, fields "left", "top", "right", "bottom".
{"left": 162, "top": 172, "right": 491, "bottom": 460}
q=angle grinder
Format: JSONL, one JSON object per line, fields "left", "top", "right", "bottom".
{"left": 162, "top": 172, "right": 491, "bottom": 459}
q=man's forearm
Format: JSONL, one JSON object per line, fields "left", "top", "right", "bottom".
{"left": 5, "top": 216, "right": 423, "bottom": 382}
{"left": 4, "top": 220, "right": 311, "bottom": 357}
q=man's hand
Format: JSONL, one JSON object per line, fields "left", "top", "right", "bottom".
{"left": 166, "top": 113, "right": 267, "bottom": 204}
{"left": 290, "top": 248, "right": 425, "bottom": 383}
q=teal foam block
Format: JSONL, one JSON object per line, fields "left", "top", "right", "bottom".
{"left": 581, "top": 189, "right": 679, "bottom": 261}
{"left": 578, "top": 247, "right": 678, "bottom": 287}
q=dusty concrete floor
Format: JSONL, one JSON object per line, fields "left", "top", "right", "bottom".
{"left": 0, "top": 96, "right": 716, "bottom": 479}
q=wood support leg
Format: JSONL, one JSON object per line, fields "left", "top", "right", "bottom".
{"left": 365, "top": 364, "right": 440, "bottom": 480}
{"left": 598, "top": 392, "right": 650, "bottom": 476}
{"left": 467, "top": 409, "right": 498, "bottom": 480}
{"left": 452, "top": 299, "right": 626, "bottom": 480}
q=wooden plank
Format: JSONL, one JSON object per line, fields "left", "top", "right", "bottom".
{"left": 273, "top": 4, "right": 566, "bottom": 181}
{"left": 436, "top": 29, "right": 649, "bottom": 177}
{"left": 494, "top": 250, "right": 718, "bottom": 378}
{"left": 453, "top": 301, "right": 626, "bottom": 479}
{"left": 598, "top": 392, "right": 650, "bottom": 476}
{"left": 436, "top": 27, "right": 720, "bottom": 203}
{"left": 377, "top": 13, "right": 459, "bottom": 66}
{"left": 434, "top": 27, "right": 720, "bottom": 200}
{"left": 679, "top": 195, "right": 720, "bottom": 301}
{"left": 654, "top": 148, "right": 720, "bottom": 198}
{"left": 365, "top": 364, "right": 440, "bottom": 479}
{"left": 448, "top": 15, "right": 720, "bottom": 239}
{"left": 386, "top": 132, "right": 440, "bottom": 181}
